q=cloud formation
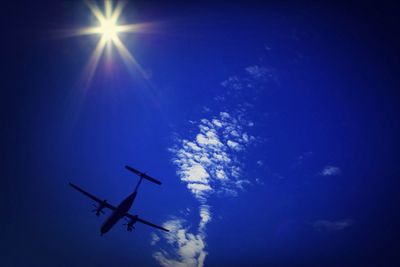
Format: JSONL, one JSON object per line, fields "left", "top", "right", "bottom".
{"left": 152, "top": 65, "right": 275, "bottom": 267}
{"left": 313, "top": 219, "right": 354, "bottom": 232}
{"left": 321, "top": 166, "right": 342, "bottom": 176}
{"left": 169, "top": 111, "right": 254, "bottom": 201}
{"left": 152, "top": 112, "right": 254, "bottom": 266}
{"left": 152, "top": 218, "right": 207, "bottom": 267}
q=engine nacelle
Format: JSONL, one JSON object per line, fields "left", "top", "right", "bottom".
{"left": 92, "top": 200, "right": 107, "bottom": 216}
{"left": 125, "top": 215, "right": 138, "bottom": 232}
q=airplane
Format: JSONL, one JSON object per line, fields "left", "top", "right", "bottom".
{"left": 69, "top": 165, "right": 169, "bottom": 235}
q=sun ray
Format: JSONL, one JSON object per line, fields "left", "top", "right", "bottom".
{"left": 83, "top": 35, "right": 107, "bottom": 88}
{"left": 111, "top": 35, "right": 147, "bottom": 77}
{"left": 62, "top": 0, "right": 158, "bottom": 129}
{"left": 110, "top": 1, "right": 126, "bottom": 23}
{"left": 76, "top": 26, "right": 102, "bottom": 36}
{"left": 69, "top": 0, "right": 155, "bottom": 89}
{"left": 85, "top": 1, "right": 106, "bottom": 25}
{"left": 104, "top": 0, "right": 113, "bottom": 19}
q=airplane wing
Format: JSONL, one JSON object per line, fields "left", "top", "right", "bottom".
{"left": 69, "top": 182, "right": 116, "bottom": 211}
{"left": 125, "top": 212, "right": 169, "bottom": 232}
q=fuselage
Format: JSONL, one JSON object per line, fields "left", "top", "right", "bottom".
{"left": 100, "top": 191, "right": 137, "bottom": 235}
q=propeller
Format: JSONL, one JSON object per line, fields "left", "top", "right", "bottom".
{"left": 123, "top": 217, "right": 136, "bottom": 232}
{"left": 92, "top": 203, "right": 105, "bottom": 216}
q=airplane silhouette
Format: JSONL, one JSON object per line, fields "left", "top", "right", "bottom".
{"left": 69, "top": 165, "right": 169, "bottom": 235}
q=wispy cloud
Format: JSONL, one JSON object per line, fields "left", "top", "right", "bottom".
{"left": 321, "top": 165, "right": 341, "bottom": 176}
{"left": 313, "top": 219, "right": 354, "bottom": 232}
{"left": 169, "top": 111, "right": 254, "bottom": 201}
{"left": 152, "top": 218, "right": 207, "bottom": 267}
{"left": 152, "top": 65, "right": 276, "bottom": 267}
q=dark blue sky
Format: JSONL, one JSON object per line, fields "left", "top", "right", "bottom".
{"left": 2, "top": 1, "right": 400, "bottom": 266}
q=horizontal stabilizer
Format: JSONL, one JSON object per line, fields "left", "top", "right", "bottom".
{"left": 125, "top": 165, "right": 161, "bottom": 185}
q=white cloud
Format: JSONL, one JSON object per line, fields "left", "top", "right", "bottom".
{"left": 154, "top": 63, "right": 275, "bottom": 267}
{"left": 321, "top": 166, "right": 341, "bottom": 176}
{"left": 156, "top": 111, "right": 255, "bottom": 266}
{"left": 151, "top": 233, "right": 160, "bottom": 246}
{"left": 184, "top": 141, "right": 201, "bottom": 152}
{"left": 187, "top": 183, "right": 212, "bottom": 199}
{"left": 170, "top": 111, "right": 254, "bottom": 201}
{"left": 220, "top": 112, "right": 230, "bottom": 120}
{"left": 212, "top": 119, "right": 222, "bottom": 127}
{"left": 235, "top": 179, "right": 250, "bottom": 190}
{"left": 230, "top": 130, "right": 240, "bottom": 137}
{"left": 230, "top": 166, "right": 241, "bottom": 178}
{"left": 203, "top": 106, "right": 211, "bottom": 112}
{"left": 313, "top": 219, "right": 354, "bottom": 232}
{"left": 255, "top": 178, "right": 264, "bottom": 185}
{"left": 246, "top": 65, "right": 268, "bottom": 79}
{"left": 242, "top": 133, "right": 250, "bottom": 143}
{"left": 215, "top": 169, "right": 227, "bottom": 180}
{"left": 220, "top": 76, "right": 242, "bottom": 90}
{"left": 227, "top": 140, "right": 241, "bottom": 151}
{"left": 199, "top": 205, "right": 211, "bottom": 232}
{"left": 246, "top": 65, "right": 276, "bottom": 83}
{"left": 196, "top": 132, "right": 222, "bottom": 147}
{"left": 181, "top": 164, "right": 209, "bottom": 184}
{"left": 152, "top": 215, "right": 209, "bottom": 267}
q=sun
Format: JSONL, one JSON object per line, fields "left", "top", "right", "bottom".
{"left": 82, "top": 0, "right": 126, "bottom": 44}
{"left": 74, "top": 0, "right": 150, "bottom": 87}
{"left": 99, "top": 19, "right": 118, "bottom": 41}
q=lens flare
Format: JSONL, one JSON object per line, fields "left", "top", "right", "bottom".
{"left": 75, "top": 0, "right": 148, "bottom": 87}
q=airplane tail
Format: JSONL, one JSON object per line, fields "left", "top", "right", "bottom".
{"left": 125, "top": 165, "right": 162, "bottom": 185}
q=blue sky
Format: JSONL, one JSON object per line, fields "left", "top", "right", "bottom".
{"left": 2, "top": 1, "right": 400, "bottom": 267}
